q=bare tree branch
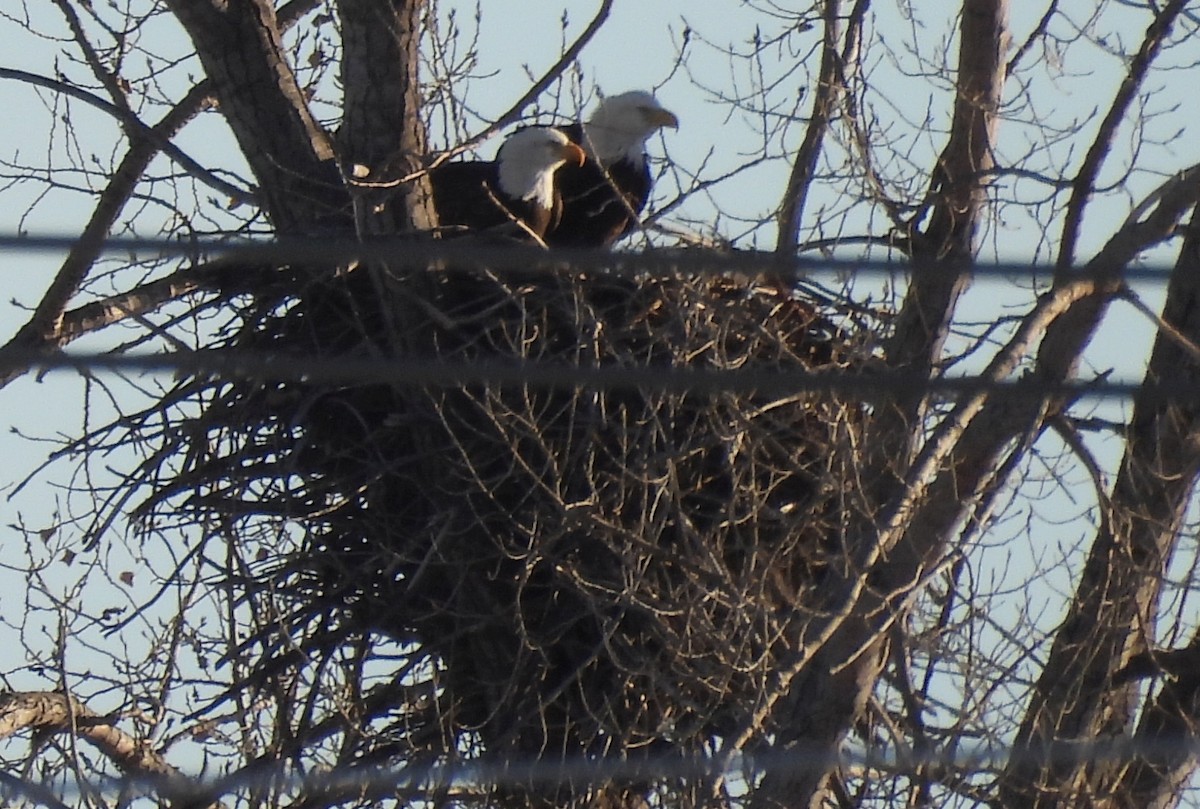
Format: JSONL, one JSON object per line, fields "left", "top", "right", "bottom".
{"left": 887, "top": 0, "right": 1011, "bottom": 378}
{"left": 0, "top": 69, "right": 251, "bottom": 204}
{"left": 1055, "top": 0, "right": 1188, "bottom": 273}
{"left": 456, "top": 0, "right": 615, "bottom": 156}
{"left": 0, "top": 690, "right": 217, "bottom": 808}
{"left": 0, "top": 82, "right": 215, "bottom": 390}
{"left": 775, "top": 0, "right": 848, "bottom": 256}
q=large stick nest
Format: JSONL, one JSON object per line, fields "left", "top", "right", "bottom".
{"left": 136, "top": 253, "right": 876, "bottom": 767}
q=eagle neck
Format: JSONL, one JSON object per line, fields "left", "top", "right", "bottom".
{"left": 582, "top": 121, "right": 647, "bottom": 168}
{"left": 497, "top": 159, "right": 555, "bottom": 208}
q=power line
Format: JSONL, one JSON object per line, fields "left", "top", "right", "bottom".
{"left": 7, "top": 347, "right": 1177, "bottom": 404}
{"left": 0, "top": 232, "right": 1179, "bottom": 283}
{"left": 11, "top": 735, "right": 1200, "bottom": 803}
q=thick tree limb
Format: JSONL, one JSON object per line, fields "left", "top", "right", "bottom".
{"left": 887, "top": 0, "right": 1010, "bottom": 378}
{"left": 1111, "top": 634, "right": 1200, "bottom": 809}
{"left": 165, "top": 0, "right": 341, "bottom": 232}
{"left": 999, "top": 202, "right": 1200, "bottom": 809}
{"left": 748, "top": 168, "right": 1200, "bottom": 809}
{"left": 0, "top": 690, "right": 218, "bottom": 808}
{"left": 747, "top": 14, "right": 1012, "bottom": 807}
{"left": 709, "top": 11, "right": 1022, "bottom": 793}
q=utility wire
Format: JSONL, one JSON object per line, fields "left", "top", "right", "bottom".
{"left": 12, "top": 734, "right": 1200, "bottom": 803}
{"left": 0, "top": 233, "right": 1178, "bottom": 283}
{"left": 6, "top": 347, "right": 1179, "bottom": 404}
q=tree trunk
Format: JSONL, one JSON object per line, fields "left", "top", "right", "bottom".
{"left": 165, "top": 0, "right": 341, "bottom": 232}
{"left": 338, "top": 0, "right": 436, "bottom": 235}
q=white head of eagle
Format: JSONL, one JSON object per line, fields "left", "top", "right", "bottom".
{"left": 583, "top": 90, "right": 680, "bottom": 168}
{"left": 496, "top": 126, "right": 586, "bottom": 208}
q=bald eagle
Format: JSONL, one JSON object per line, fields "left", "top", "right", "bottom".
{"left": 431, "top": 126, "right": 586, "bottom": 241}
{"left": 546, "top": 91, "right": 678, "bottom": 248}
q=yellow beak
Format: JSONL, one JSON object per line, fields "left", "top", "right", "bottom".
{"left": 559, "top": 141, "right": 587, "bottom": 167}
{"left": 645, "top": 107, "right": 680, "bottom": 130}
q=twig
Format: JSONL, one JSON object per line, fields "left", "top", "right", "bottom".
{"left": 0, "top": 68, "right": 257, "bottom": 205}
{"left": 430, "top": 0, "right": 615, "bottom": 168}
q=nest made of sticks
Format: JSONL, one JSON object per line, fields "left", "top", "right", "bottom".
{"left": 135, "top": 252, "right": 878, "bottom": 768}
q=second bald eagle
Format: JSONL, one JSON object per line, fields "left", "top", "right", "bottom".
{"left": 548, "top": 90, "right": 678, "bottom": 248}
